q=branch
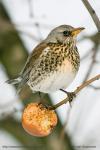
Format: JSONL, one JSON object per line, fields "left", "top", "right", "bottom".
{"left": 52, "top": 74, "right": 100, "bottom": 109}
{"left": 82, "top": 0, "right": 100, "bottom": 32}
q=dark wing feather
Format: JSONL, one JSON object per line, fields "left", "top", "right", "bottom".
{"left": 19, "top": 42, "right": 47, "bottom": 86}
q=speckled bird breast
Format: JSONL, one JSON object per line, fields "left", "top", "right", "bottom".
{"left": 28, "top": 42, "right": 80, "bottom": 93}
{"left": 39, "top": 42, "right": 80, "bottom": 73}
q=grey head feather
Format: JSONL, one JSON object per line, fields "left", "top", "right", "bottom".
{"left": 45, "top": 25, "right": 74, "bottom": 43}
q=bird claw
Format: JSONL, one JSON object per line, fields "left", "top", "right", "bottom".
{"left": 66, "top": 92, "right": 76, "bottom": 103}
{"left": 60, "top": 89, "right": 76, "bottom": 106}
{"left": 38, "top": 102, "right": 49, "bottom": 109}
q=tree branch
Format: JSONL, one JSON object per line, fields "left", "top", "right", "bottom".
{"left": 82, "top": 0, "right": 100, "bottom": 32}
{"left": 52, "top": 74, "right": 100, "bottom": 109}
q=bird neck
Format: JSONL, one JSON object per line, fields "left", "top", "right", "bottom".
{"left": 64, "top": 37, "right": 76, "bottom": 48}
{"left": 45, "top": 36, "right": 76, "bottom": 49}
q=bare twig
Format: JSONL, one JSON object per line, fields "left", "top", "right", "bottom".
{"left": 82, "top": 0, "right": 100, "bottom": 32}
{"left": 52, "top": 73, "right": 100, "bottom": 109}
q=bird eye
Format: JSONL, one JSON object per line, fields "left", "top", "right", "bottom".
{"left": 63, "top": 31, "right": 71, "bottom": 36}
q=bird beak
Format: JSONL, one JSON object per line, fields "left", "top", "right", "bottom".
{"left": 71, "top": 27, "right": 85, "bottom": 37}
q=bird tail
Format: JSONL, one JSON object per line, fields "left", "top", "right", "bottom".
{"left": 6, "top": 77, "right": 26, "bottom": 94}
{"left": 6, "top": 77, "right": 22, "bottom": 85}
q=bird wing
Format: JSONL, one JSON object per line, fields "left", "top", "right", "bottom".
{"left": 20, "top": 42, "right": 48, "bottom": 84}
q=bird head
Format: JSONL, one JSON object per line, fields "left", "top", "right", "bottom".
{"left": 46, "top": 25, "right": 85, "bottom": 44}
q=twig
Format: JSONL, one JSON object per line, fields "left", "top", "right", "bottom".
{"left": 82, "top": 0, "right": 100, "bottom": 32}
{"left": 52, "top": 73, "right": 100, "bottom": 109}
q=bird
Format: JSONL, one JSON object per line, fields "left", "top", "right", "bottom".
{"left": 7, "top": 25, "right": 84, "bottom": 101}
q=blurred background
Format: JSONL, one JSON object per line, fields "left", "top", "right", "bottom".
{"left": 0, "top": 0, "right": 100, "bottom": 150}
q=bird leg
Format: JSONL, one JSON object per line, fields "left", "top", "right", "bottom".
{"left": 38, "top": 92, "right": 49, "bottom": 108}
{"left": 38, "top": 92, "right": 45, "bottom": 103}
{"left": 60, "top": 89, "right": 76, "bottom": 106}
{"left": 38, "top": 92, "right": 42, "bottom": 99}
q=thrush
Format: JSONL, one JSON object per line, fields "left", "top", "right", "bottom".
{"left": 7, "top": 25, "right": 84, "bottom": 99}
